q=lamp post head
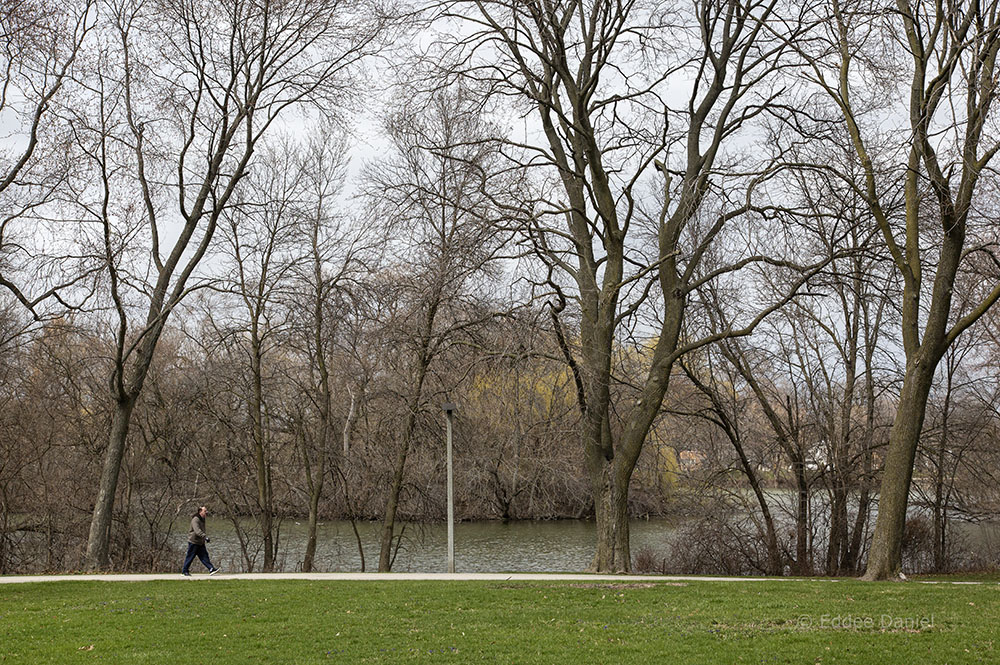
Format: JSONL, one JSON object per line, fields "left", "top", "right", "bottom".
{"left": 441, "top": 402, "right": 456, "bottom": 413}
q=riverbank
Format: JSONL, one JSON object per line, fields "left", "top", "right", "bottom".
{"left": 1, "top": 577, "right": 995, "bottom": 663}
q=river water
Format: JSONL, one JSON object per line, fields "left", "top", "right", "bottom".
{"left": 174, "top": 519, "right": 681, "bottom": 573}
{"left": 174, "top": 514, "right": 1000, "bottom": 574}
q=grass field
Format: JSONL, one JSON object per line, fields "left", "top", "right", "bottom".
{"left": 0, "top": 577, "right": 997, "bottom": 663}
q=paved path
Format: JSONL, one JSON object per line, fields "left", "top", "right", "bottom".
{"left": 0, "top": 572, "right": 810, "bottom": 584}
{"left": 0, "top": 572, "right": 987, "bottom": 584}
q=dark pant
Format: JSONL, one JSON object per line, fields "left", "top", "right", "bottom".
{"left": 182, "top": 542, "right": 214, "bottom": 573}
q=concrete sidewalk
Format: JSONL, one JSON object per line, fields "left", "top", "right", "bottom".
{"left": 0, "top": 572, "right": 811, "bottom": 584}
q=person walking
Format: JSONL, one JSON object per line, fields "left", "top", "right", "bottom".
{"left": 182, "top": 506, "right": 221, "bottom": 576}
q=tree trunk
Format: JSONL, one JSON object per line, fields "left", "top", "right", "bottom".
{"left": 378, "top": 436, "right": 409, "bottom": 572}
{"left": 738, "top": 448, "right": 782, "bottom": 576}
{"left": 793, "top": 459, "right": 810, "bottom": 575}
{"left": 589, "top": 460, "right": 630, "bottom": 573}
{"left": 932, "top": 493, "right": 945, "bottom": 572}
{"left": 300, "top": 416, "right": 327, "bottom": 573}
{"left": 738, "top": 476, "right": 783, "bottom": 576}
{"left": 862, "top": 364, "right": 936, "bottom": 580}
{"left": 585, "top": 293, "right": 683, "bottom": 573}
{"left": 682, "top": 358, "right": 783, "bottom": 575}
{"left": 828, "top": 335, "right": 858, "bottom": 577}
{"left": 302, "top": 474, "right": 323, "bottom": 573}
{"left": 84, "top": 395, "right": 138, "bottom": 570}
{"left": 844, "top": 329, "right": 879, "bottom": 575}
{"left": 378, "top": 384, "right": 425, "bottom": 572}
{"left": 931, "top": 362, "right": 954, "bottom": 572}
{"left": 826, "top": 483, "right": 848, "bottom": 576}
{"left": 843, "top": 486, "right": 871, "bottom": 574}
{"left": 250, "top": 339, "right": 275, "bottom": 572}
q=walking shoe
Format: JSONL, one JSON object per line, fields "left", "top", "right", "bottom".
{"left": 182, "top": 572, "right": 191, "bottom": 576}
{"left": 209, "top": 567, "right": 221, "bottom": 576}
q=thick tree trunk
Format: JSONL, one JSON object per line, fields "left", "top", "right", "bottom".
{"left": 589, "top": 461, "right": 630, "bottom": 573}
{"left": 585, "top": 289, "right": 683, "bottom": 573}
{"left": 577, "top": 313, "right": 617, "bottom": 571}
{"left": 84, "top": 396, "right": 138, "bottom": 570}
{"left": 862, "top": 365, "right": 936, "bottom": 580}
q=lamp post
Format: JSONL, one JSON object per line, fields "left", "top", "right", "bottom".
{"left": 441, "top": 402, "right": 456, "bottom": 573}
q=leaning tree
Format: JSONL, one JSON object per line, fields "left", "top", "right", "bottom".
{"left": 789, "top": 0, "right": 1000, "bottom": 580}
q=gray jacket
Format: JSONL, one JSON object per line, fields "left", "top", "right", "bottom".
{"left": 188, "top": 515, "right": 208, "bottom": 545}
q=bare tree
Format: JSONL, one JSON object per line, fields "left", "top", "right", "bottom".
{"left": 286, "top": 127, "right": 371, "bottom": 572}
{"left": 769, "top": 156, "right": 894, "bottom": 575}
{"left": 366, "top": 87, "right": 518, "bottom": 571}
{"left": 216, "top": 141, "right": 309, "bottom": 572}
{"left": 69, "top": 0, "right": 389, "bottom": 570}
{"left": 789, "top": 0, "right": 1000, "bottom": 579}
{"left": 435, "top": 0, "right": 827, "bottom": 571}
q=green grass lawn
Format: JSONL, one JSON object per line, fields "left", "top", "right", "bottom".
{"left": 0, "top": 578, "right": 996, "bottom": 663}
